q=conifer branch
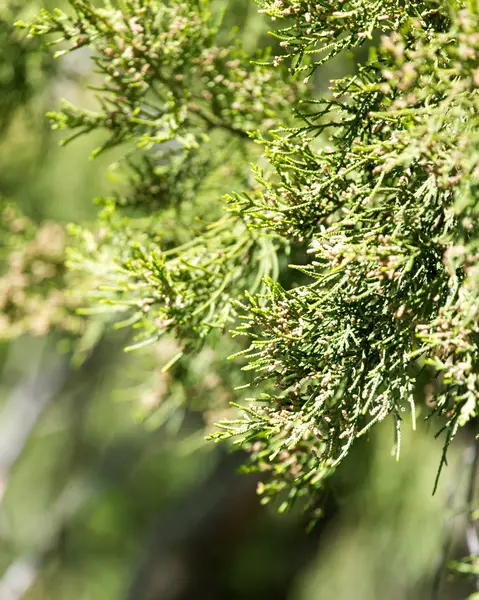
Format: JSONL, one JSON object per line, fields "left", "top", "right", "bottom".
{"left": 11, "top": 0, "right": 479, "bottom": 519}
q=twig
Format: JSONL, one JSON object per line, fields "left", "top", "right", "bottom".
{"left": 188, "top": 103, "right": 251, "bottom": 140}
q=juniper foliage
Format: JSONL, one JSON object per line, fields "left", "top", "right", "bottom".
{"left": 12, "top": 0, "right": 479, "bottom": 532}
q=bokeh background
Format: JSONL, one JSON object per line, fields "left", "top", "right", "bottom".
{"left": 0, "top": 1, "right": 476, "bottom": 599}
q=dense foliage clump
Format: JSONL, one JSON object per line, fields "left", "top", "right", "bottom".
{"left": 7, "top": 0, "right": 479, "bottom": 540}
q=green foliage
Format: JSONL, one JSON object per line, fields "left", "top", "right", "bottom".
{"left": 17, "top": 0, "right": 295, "bottom": 154}
{"left": 213, "top": 0, "right": 479, "bottom": 506}
{"left": 255, "top": 0, "right": 451, "bottom": 75}
{"left": 9, "top": 0, "right": 479, "bottom": 522}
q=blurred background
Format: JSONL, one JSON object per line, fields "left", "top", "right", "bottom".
{"left": 0, "top": 1, "right": 476, "bottom": 599}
